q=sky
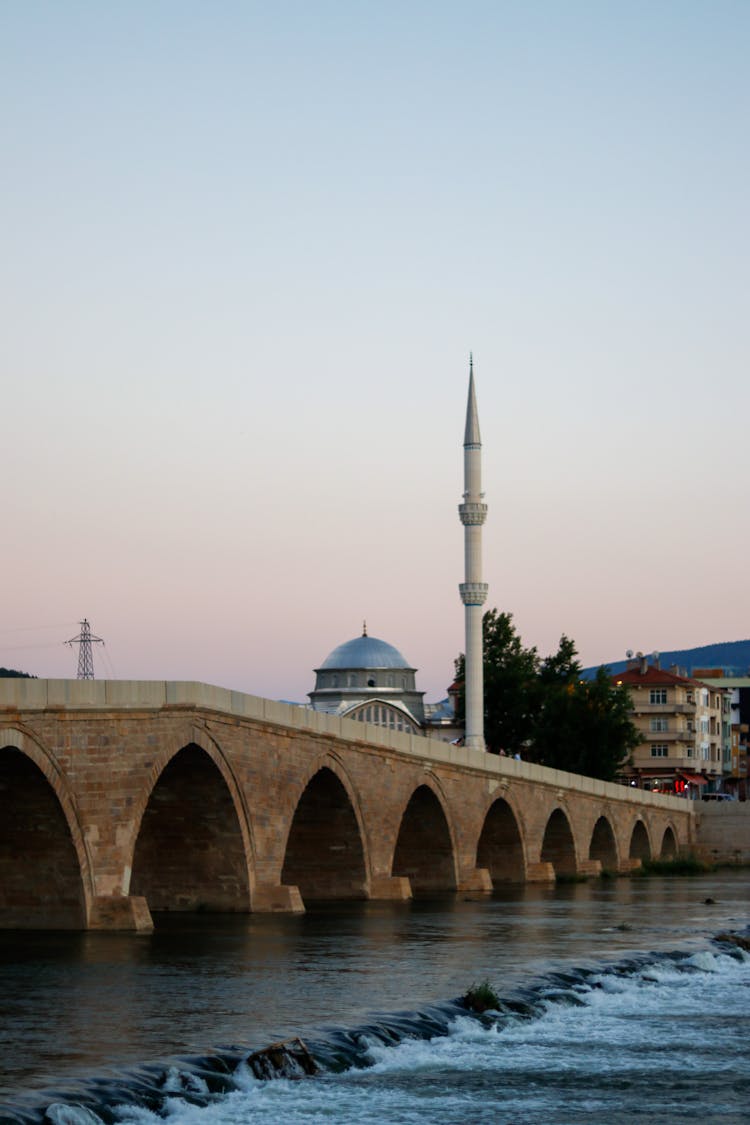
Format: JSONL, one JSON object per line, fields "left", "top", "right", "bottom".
{"left": 2, "top": 1, "right": 748, "bottom": 703}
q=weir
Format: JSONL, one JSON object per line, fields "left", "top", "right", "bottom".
{"left": 0, "top": 678, "right": 697, "bottom": 931}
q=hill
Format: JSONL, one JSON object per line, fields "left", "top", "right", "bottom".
{"left": 585, "top": 639, "right": 750, "bottom": 679}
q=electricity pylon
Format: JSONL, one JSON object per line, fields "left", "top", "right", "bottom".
{"left": 66, "top": 619, "right": 104, "bottom": 679}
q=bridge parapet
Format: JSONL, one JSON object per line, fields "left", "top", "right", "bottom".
{"left": 0, "top": 679, "right": 691, "bottom": 815}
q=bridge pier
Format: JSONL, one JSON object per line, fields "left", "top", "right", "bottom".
{"left": 252, "top": 884, "right": 305, "bottom": 913}
{"left": 369, "top": 875, "right": 412, "bottom": 900}
{"left": 526, "top": 861, "right": 556, "bottom": 883}
{"left": 87, "top": 895, "right": 153, "bottom": 932}
{"left": 577, "top": 859, "right": 602, "bottom": 878}
{"left": 457, "top": 867, "right": 493, "bottom": 893}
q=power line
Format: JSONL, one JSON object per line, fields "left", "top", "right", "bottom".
{"left": 0, "top": 642, "right": 68, "bottom": 652}
{"left": 100, "top": 643, "right": 117, "bottom": 679}
{"left": 0, "top": 622, "right": 78, "bottom": 634}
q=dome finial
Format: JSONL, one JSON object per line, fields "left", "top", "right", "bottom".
{"left": 362, "top": 619, "right": 367, "bottom": 637}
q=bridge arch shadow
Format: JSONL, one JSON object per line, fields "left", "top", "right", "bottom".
{"left": 629, "top": 819, "right": 652, "bottom": 863}
{"left": 131, "top": 743, "right": 252, "bottom": 913}
{"left": 476, "top": 796, "right": 525, "bottom": 884}
{"left": 281, "top": 765, "right": 368, "bottom": 903}
{"left": 589, "top": 815, "right": 618, "bottom": 872}
{"left": 660, "top": 824, "right": 677, "bottom": 859}
{"left": 391, "top": 782, "right": 457, "bottom": 894}
{"left": 540, "top": 807, "right": 577, "bottom": 878}
{"left": 0, "top": 734, "right": 91, "bottom": 928}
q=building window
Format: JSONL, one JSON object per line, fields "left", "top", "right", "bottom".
{"left": 349, "top": 702, "right": 417, "bottom": 734}
{"left": 649, "top": 689, "right": 667, "bottom": 705}
{"left": 650, "top": 717, "right": 669, "bottom": 732}
{"left": 651, "top": 745, "right": 669, "bottom": 758}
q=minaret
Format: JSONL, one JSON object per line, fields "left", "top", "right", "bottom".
{"left": 458, "top": 355, "right": 488, "bottom": 751}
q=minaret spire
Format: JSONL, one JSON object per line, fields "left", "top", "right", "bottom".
{"left": 458, "top": 355, "right": 488, "bottom": 752}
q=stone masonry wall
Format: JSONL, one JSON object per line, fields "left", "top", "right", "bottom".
{"left": 0, "top": 680, "right": 697, "bottom": 929}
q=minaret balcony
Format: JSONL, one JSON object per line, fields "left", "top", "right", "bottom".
{"left": 458, "top": 502, "right": 488, "bottom": 525}
{"left": 459, "top": 582, "right": 489, "bottom": 606}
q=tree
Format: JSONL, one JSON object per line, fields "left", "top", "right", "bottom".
{"left": 455, "top": 610, "right": 539, "bottom": 754}
{"left": 539, "top": 634, "right": 581, "bottom": 688}
{"left": 535, "top": 664, "right": 638, "bottom": 781}
{"left": 455, "top": 614, "right": 638, "bottom": 781}
{"left": 534, "top": 634, "right": 585, "bottom": 768}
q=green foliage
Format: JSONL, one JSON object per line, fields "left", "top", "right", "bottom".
{"left": 455, "top": 610, "right": 539, "bottom": 755}
{"left": 455, "top": 611, "right": 640, "bottom": 782}
{"left": 534, "top": 665, "right": 639, "bottom": 782}
{"left": 638, "top": 855, "right": 712, "bottom": 876}
{"left": 0, "top": 668, "right": 35, "bottom": 678}
{"left": 461, "top": 980, "right": 500, "bottom": 1013}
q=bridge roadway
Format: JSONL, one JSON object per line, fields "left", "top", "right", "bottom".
{"left": 0, "top": 679, "right": 694, "bottom": 931}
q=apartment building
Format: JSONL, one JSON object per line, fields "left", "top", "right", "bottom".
{"left": 613, "top": 655, "right": 728, "bottom": 796}
{"left": 691, "top": 671, "right": 749, "bottom": 799}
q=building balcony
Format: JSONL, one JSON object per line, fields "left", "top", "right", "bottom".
{"left": 632, "top": 703, "right": 694, "bottom": 714}
{"left": 639, "top": 730, "right": 695, "bottom": 743}
{"left": 632, "top": 753, "right": 722, "bottom": 775}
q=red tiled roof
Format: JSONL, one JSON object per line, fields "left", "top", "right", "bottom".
{"left": 612, "top": 664, "right": 729, "bottom": 692}
{"left": 612, "top": 665, "right": 695, "bottom": 687}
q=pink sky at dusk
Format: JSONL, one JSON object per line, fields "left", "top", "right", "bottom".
{"left": 2, "top": 2, "right": 748, "bottom": 704}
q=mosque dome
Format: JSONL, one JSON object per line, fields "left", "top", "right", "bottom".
{"left": 318, "top": 632, "right": 412, "bottom": 672}
{"left": 310, "top": 628, "right": 423, "bottom": 729}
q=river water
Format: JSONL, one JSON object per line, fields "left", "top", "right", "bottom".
{"left": 1, "top": 872, "right": 749, "bottom": 1124}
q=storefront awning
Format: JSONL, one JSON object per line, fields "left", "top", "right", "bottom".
{"left": 680, "top": 773, "right": 708, "bottom": 785}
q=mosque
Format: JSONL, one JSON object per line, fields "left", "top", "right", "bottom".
{"left": 306, "top": 361, "right": 488, "bottom": 749}
{"left": 307, "top": 624, "right": 461, "bottom": 741}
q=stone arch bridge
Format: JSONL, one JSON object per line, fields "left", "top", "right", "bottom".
{"left": 0, "top": 680, "right": 694, "bottom": 931}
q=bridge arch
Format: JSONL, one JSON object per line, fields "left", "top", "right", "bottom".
{"left": 391, "top": 776, "right": 458, "bottom": 894}
{"left": 281, "top": 757, "right": 369, "bottom": 902}
{"left": 540, "top": 806, "right": 578, "bottom": 878}
{"left": 0, "top": 727, "right": 93, "bottom": 928}
{"left": 476, "top": 792, "right": 526, "bottom": 884}
{"left": 130, "top": 736, "right": 253, "bottom": 913}
{"left": 629, "top": 818, "right": 652, "bottom": 863}
{"left": 659, "top": 823, "right": 678, "bottom": 859}
{"left": 588, "top": 814, "right": 619, "bottom": 872}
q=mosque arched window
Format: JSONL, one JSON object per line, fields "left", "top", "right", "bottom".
{"left": 347, "top": 702, "right": 418, "bottom": 735}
